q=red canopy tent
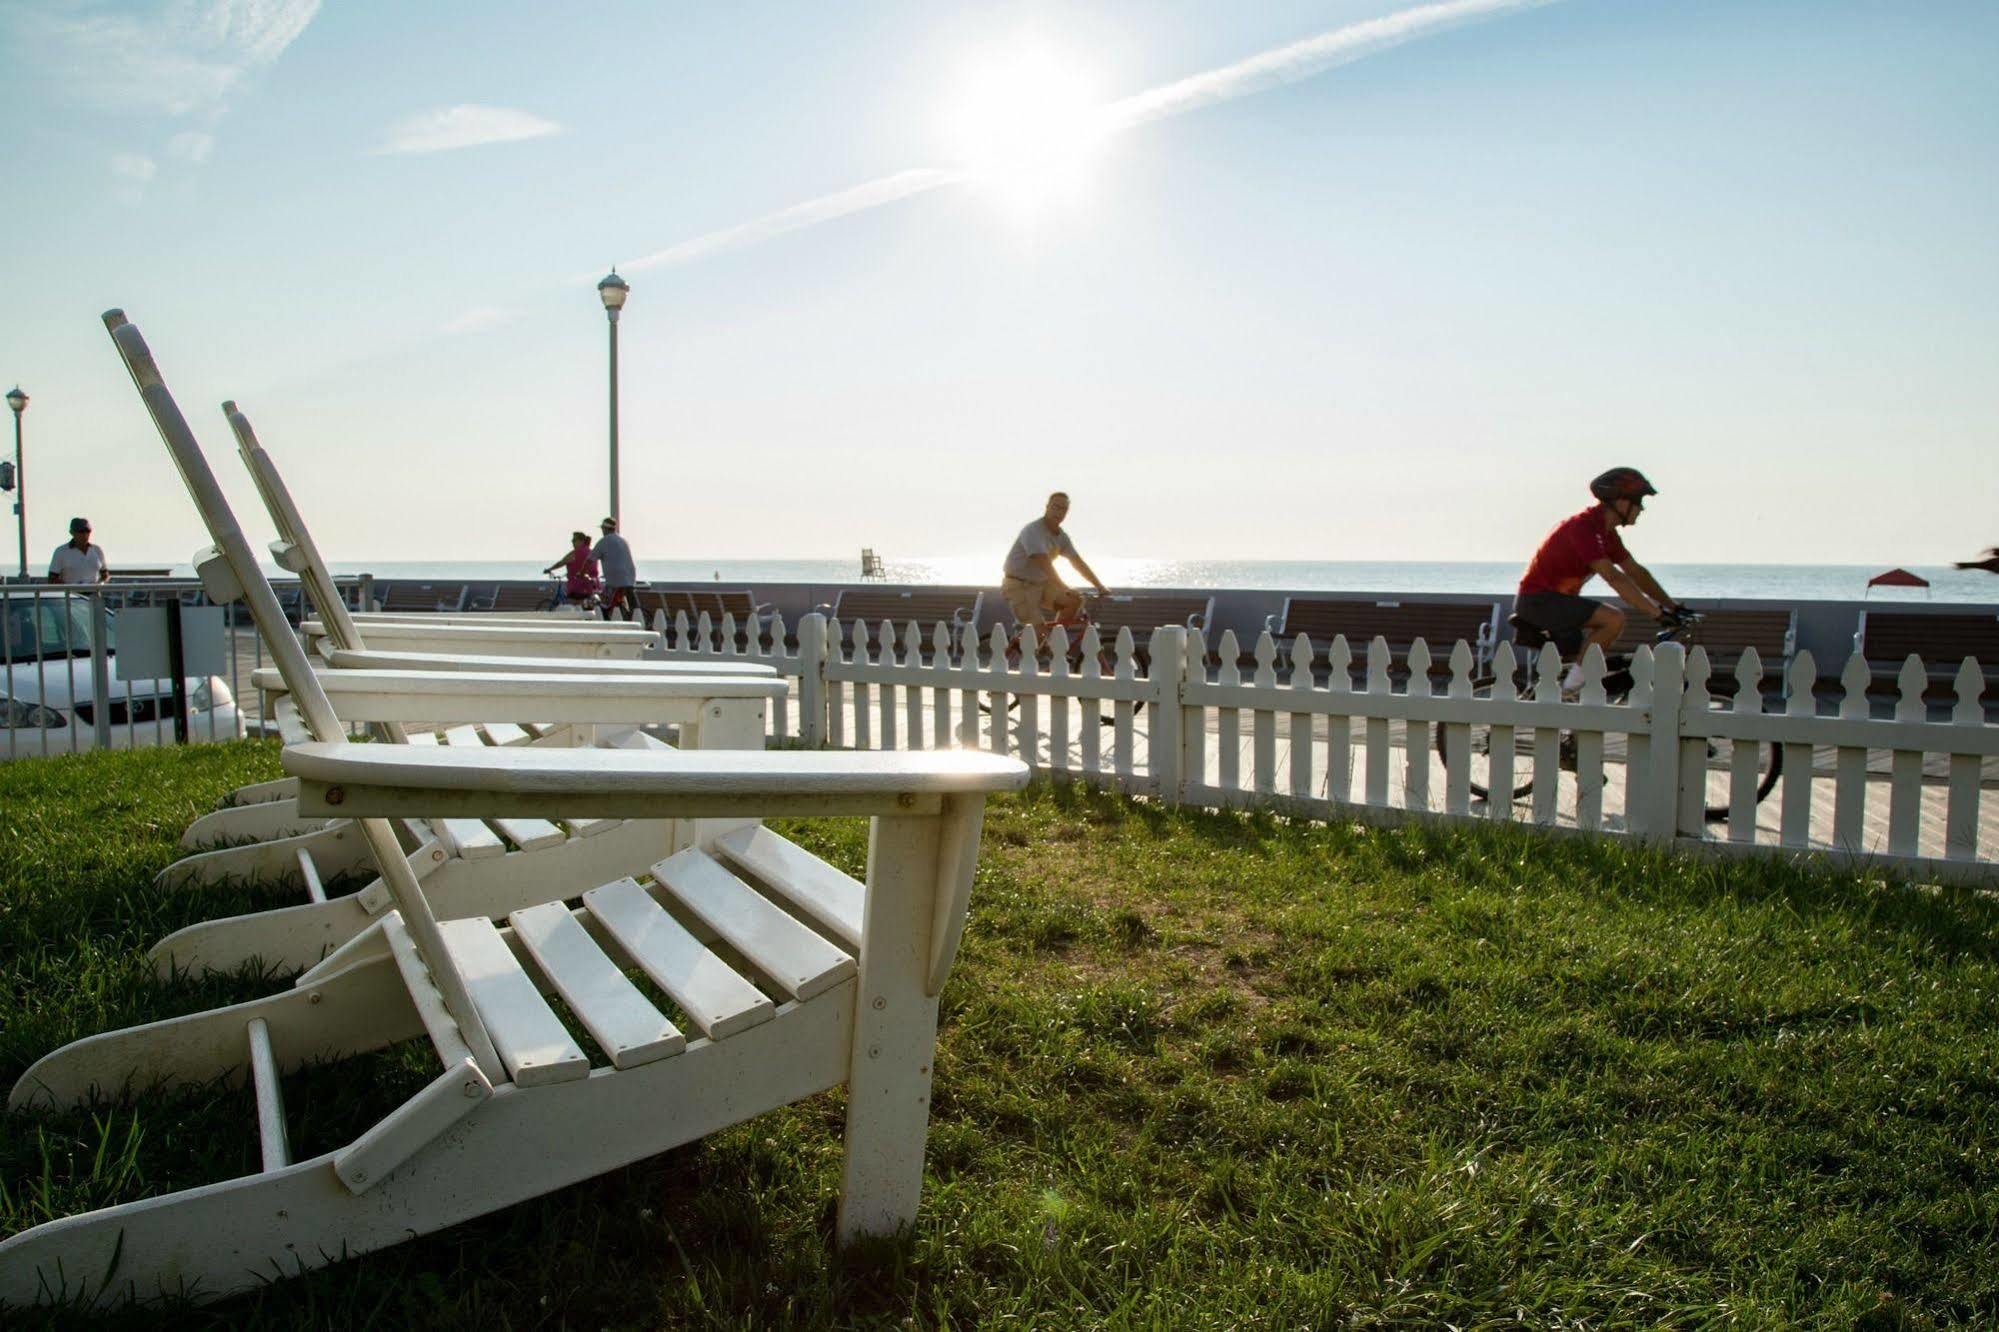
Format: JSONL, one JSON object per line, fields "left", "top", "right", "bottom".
{"left": 1866, "top": 567, "right": 1931, "bottom": 597}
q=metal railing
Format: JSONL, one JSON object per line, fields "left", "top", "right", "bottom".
{"left": 1, "top": 576, "right": 368, "bottom": 760}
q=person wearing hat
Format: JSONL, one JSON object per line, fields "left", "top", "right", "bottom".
{"left": 48, "top": 517, "right": 109, "bottom": 585}
{"left": 591, "top": 516, "right": 637, "bottom": 621}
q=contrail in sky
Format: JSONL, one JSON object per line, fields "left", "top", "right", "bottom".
{"left": 625, "top": 0, "right": 1554, "bottom": 272}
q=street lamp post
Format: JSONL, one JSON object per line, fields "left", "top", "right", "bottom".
{"left": 597, "top": 270, "right": 629, "bottom": 526}
{"left": 6, "top": 387, "right": 25, "bottom": 581}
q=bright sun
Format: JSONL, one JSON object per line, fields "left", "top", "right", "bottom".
{"left": 940, "top": 42, "right": 1108, "bottom": 216}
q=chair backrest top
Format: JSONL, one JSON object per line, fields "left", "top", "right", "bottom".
{"left": 1277, "top": 597, "right": 1497, "bottom": 647}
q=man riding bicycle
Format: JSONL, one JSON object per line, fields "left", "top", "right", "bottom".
{"left": 1000, "top": 491, "right": 1109, "bottom": 636}
{"left": 1515, "top": 467, "right": 1689, "bottom": 691}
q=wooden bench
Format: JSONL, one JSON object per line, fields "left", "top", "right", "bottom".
{"left": 377, "top": 581, "right": 468, "bottom": 613}
{"left": 1854, "top": 610, "right": 1999, "bottom": 692}
{"left": 1268, "top": 597, "right": 1500, "bottom": 680}
{"left": 1604, "top": 604, "right": 1797, "bottom": 695}
{"left": 819, "top": 589, "right": 986, "bottom": 659}
{"left": 472, "top": 583, "right": 555, "bottom": 613}
{"left": 637, "top": 588, "right": 776, "bottom": 651}
{"left": 1090, "top": 593, "right": 1212, "bottom": 662}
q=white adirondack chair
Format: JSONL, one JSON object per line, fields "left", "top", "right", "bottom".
{"left": 91, "top": 317, "right": 785, "bottom": 981}
{"left": 0, "top": 313, "right": 1028, "bottom": 1311}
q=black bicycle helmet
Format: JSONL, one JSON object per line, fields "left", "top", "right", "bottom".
{"left": 1589, "top": 467, "right": 1657, "bottom": 504}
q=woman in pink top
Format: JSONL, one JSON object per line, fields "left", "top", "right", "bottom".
{"left": 542, "top": 531, "right": 601, "bottom": 607}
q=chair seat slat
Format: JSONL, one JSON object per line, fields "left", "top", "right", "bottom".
{"left": 713, "top": 825, "right": 863, "bottom": 950}
{"left": 583, "top": 877, "right": 775, "bottom": 1039}
{"left": 652, "top": 849, "right": 857, "bottom": 1002}
{"left": 508, "top": 902, "right": 684, "bottom": 1068}
{"left": 438, "top": 917, "right": 589, "bottom": 1087}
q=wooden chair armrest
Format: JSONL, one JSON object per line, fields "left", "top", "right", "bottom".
{"left": 322, "top": 648, "right": 776, "bottom": 676}
{"left": 329, "top": 616, "right": 655, "bottom": 640}
{"left": 253, "top": 668, "right": 785, "bottom": 727}
{"left": 287, "top": 744, "right": 1030, "bottom": 820}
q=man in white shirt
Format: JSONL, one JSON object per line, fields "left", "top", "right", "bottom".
{"left": 591, "top": 517, "right": 637, "bottom": 621}
{"left": 48, "top": 517, "right": 108, "bottom": 585}
{"left": 1000, "top": 492, "right": 1107, "bottom": 633}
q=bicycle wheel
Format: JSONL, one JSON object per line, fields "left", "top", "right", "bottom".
{"left": 1698, "top": 739, "right": 1784, "bottom": 822}
{"left": 1432, "top": 678, "right": 1537, "bottom": 804}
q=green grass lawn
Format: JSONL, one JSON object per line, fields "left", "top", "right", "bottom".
{"left": 3, "top": 740, "right": 1997, "bottom": 1329}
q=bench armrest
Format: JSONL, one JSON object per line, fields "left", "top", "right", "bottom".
{"left": 287, "top": 743, "right": 1030, "bottom": 820}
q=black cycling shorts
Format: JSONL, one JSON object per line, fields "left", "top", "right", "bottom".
{"left": 1513, "top": 591, "right": 1601, "bottom": 655}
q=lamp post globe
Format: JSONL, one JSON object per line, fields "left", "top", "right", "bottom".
{"left": 7, "top": 386, "right": 26, "bottom": 580}
{"left": 597, "top": 270, "right": 629, "bottom": 319}
{"left": 597, "top": 271, "right": 628, "bottom": 526}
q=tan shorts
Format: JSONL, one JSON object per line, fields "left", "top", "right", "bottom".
{"left": 1001, "top": 576, "right": 1072, "bottom": 626}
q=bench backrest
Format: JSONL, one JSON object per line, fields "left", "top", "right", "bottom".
{"left": 481, "top": 583, "right": 553, "bottom": 613}
{"left": 829, "top": 589, "right": 981, "bottom": 633}
{"left": 1278, "top": 597, "right": 1498, "bottom": 672}
{"left": 637, "top": 588, "right": 762, "bottom": 621}
{"left": 1856, "top": 610, "right": 1999, "bottom": 679}
{"left": 379, "top": 582, "right": 468, "bottom": 613}
{"left": 1606, "top": 606, "right": 1796, "bottom": 681}
{"left": 1086, "top": 593, "right": 1213, "bottom": 637}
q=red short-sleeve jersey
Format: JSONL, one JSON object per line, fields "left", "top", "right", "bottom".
{"left": 1518, "top": 505, "right": 1627, "bottom": 597}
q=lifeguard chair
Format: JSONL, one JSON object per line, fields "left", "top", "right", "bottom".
{"left": 859, "top": 548, "right": 886, "bottom": 579}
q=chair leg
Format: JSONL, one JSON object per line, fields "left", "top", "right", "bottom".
{"left": 836, "top": 813, "right": 945, "bottom": 1245}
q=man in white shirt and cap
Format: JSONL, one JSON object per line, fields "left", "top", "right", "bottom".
{"left": 48, "top": 517, "right": 109, "bottom": 585}
{"left": 1000, "top": 492, "right": 1107, "bottom": 634}
{"left": 591, "top": 516, "right": 637, "bottom": 621}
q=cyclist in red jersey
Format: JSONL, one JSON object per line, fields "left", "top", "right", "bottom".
{"left": 1515, "top": 468, "right": 1687, "bottom": 686}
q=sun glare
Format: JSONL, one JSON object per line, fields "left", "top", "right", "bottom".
{"left": 940, "top": 42, "right": 1108, "bottom": 217}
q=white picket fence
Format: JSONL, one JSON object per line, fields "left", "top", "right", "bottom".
{"left": 648, "top": 610, "right": 1998, "bottom": 882}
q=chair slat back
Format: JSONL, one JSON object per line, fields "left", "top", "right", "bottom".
{"left": 107, "top": 310, "right": 504, "bottom": 1084}
{"left": 229, "top": 405, "right": 369, "bottom": 655}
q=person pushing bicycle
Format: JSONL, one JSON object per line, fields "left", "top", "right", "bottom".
{"left": 1515, "top": 468, "right": 1690, "bottom": 691}
{"left": 1000, "top": 491, "right": 1108, "bottom": 636}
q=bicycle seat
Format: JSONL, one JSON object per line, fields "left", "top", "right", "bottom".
{"left": 1506, "top": 613, "right": 1583, "bottom": 659}
{"left": 1506, "top": 614, "right": 1550, "bottom": 651}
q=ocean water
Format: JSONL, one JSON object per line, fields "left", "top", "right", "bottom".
{"left": 313, "top": 558, "right": 1999, "bottom": 605}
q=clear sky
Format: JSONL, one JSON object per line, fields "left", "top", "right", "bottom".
{"left": 2, "top": 0, "right": 1994, "bottom": 569}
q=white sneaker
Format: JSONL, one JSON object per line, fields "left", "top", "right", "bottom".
{"left": 1560, "top": 662, "right": 1585, "bottom": 693}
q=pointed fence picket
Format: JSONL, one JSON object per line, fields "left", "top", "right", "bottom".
{"left": 1946, "top": 661, "right": 1985, "bottom": 861}
{"left": 649, "top": 605, "right": 800, "bottom": 743}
